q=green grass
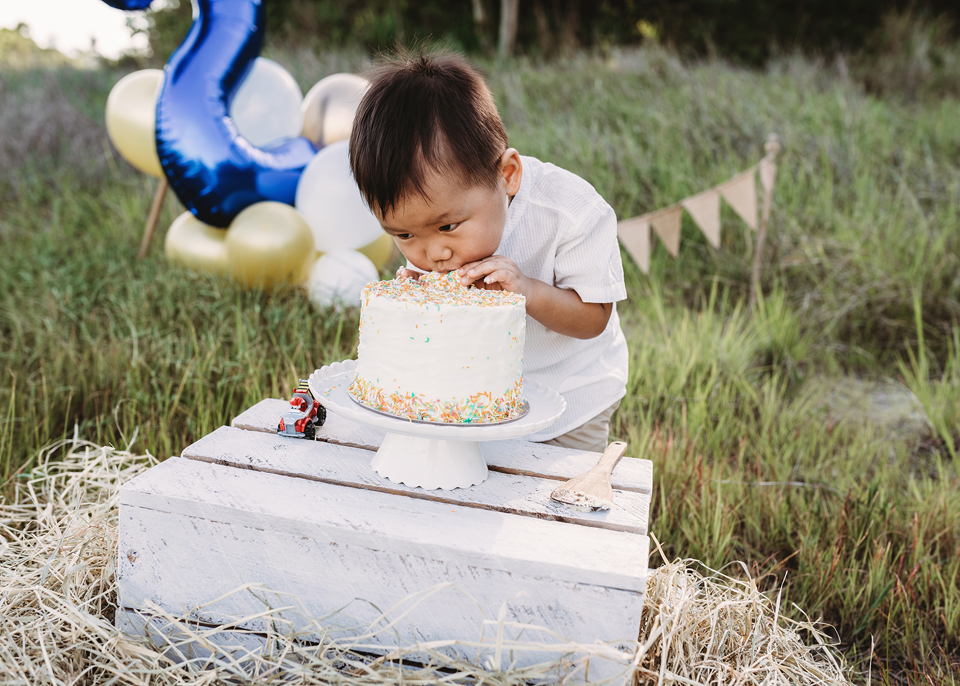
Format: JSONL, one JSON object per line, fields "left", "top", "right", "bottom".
{"left": 1, "top": 41, "right": 959, "bottom": 684}
{"left": 0, "top": 173, "right": 361, "bottom": 467}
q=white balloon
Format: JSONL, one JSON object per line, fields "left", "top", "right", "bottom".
{"left": 305, "top": 250, "right": 379, "bottom": 309}
{"left": 231, "top": 57, "right": 303, "bottom": 148}
{"left": 301, "top": 73, "right": 369, "bottom": 147}
{"left": 295, "top": 140, "right": 384, "bottom": 253}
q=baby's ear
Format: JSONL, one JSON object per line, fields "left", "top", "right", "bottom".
{"left": 500, "top": 149, "right": 522, "bottom": 195}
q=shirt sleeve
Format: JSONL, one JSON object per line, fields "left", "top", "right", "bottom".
{"left": 553, "top": 198, "right": 627, "bottom": 303}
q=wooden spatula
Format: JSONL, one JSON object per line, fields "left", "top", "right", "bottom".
{"left": 549, "top": 441, "right": 628, "bottom": 511}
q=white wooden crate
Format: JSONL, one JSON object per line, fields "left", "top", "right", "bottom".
{"left": 117, "top": 399, "right": 653, "bottom": 681}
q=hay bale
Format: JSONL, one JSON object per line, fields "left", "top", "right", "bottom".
{"left": 0, "top": 439, "right": 851, "bottom": 685}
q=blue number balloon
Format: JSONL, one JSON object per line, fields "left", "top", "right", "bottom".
{"left": 100, "top": 0, "right": 318, "bottom": 227}
{"left": 100, "top": 0, "right": 151, "bottom": 8}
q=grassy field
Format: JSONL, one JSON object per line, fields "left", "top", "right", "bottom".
{"left": 2, "top": 31, "right": 959, "bottom": 684}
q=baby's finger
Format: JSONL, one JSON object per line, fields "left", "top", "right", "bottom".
{"left": 462, "top": 273, "right": 493, "bottom": 288}
{"left": 482, "top": 268, "right": 520, "bottom": 292}
{"left": 459, "top": 255, "right": 513, "bottom": 275}
{"left": 457, "top": 259, "right": 486, "bottom": 275}
{"left": 459, "top": 259, "right": 499, "bottom": 285}
{"left": 469, "top": 257, "right": 513, "bottom": 278}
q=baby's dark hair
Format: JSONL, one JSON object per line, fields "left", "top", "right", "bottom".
{"left": 349, "top": 49, "right": 508, "bottom": 217}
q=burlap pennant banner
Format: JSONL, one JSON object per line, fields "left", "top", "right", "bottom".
{"left": 650, "top": 206, "right": 682, "bottom": 257}
{"left": 720, "top": 169, "right": 758, "bottom": 230}
{"left": 617, "top": 142, "right": 778, "bottom": 275}
{"left": 682, "top": 190, "right": 721, "bottom": 248}
{"left": 616, "top": 216, "right": 650, "bottom": 274}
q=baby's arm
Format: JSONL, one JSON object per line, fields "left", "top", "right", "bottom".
{"left": 457, "top": 256, "right": 611, "bottom": 339}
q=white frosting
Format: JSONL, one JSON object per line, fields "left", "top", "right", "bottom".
{"left": 351, "top": 276, "right": 526, "bottom": 422}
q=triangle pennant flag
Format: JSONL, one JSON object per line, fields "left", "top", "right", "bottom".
{"left": 617, "top": 217, "right": 650, "bottom": 274}
{"left": 720, "top": 169, "right": 758, "bottom": 230}
{"left": 682, "top": 190, "right": 721, "bottom": 248}
{"left": 650, "top": 206, "right": 682, "bottom": 257}
{"left": 760, "top": 158, "right": 777, "bottom": 194}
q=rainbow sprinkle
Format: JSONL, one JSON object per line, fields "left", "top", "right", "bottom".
{"left": 361, "top": 271, "right": 526, "bottom": 308}
{"left": 349, "top": 375, "right": 524, "bottom": 423}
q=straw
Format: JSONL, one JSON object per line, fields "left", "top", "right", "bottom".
{"left": 0, "top": 437, "right": 853, "bottom": 685}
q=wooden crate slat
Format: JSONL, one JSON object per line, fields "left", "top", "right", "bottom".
{"left": 121, "top": 457, "right": 649, "bottom": 592}
{"left": 116, "top": 608, "right": 634, "bottom": 681}
{"left": 183, "top": 426, "right": 649, "bottom": 535}
{"left": 232, "top": 398, "right": 653, "bottom": 494}
{"left": 118, "top": 505, "right": 646, "bottom": 649}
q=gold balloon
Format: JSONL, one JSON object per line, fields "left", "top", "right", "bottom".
{"left": 356, "top": 232, "right": 396, "bottom": 271}
{"left": 105, "top": 69, "right": 164, "bottom": 178}
{"left": 226, "top": 202, "right": 316, "bottom": 289}
{"left": 165, "top": 212, "right": 229, "bottom": 275}
{"left": 300, "top": 73, "right": 369, "bottom": 147}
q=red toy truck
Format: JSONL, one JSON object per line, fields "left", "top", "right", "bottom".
{"left": 277, "top": 379, "right": 326, "bottom": 440}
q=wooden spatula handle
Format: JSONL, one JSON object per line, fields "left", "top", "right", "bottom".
{"left": 596, "top": 441, "right": 628, "bottom": 474}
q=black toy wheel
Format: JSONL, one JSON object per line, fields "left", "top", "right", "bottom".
{"left": 303, "top": 422, "right": 316, "bottom": 440}
{"left": 316, "top": 403, "right": 327, "bottom": 427}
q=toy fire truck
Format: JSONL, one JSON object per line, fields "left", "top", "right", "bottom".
{"left": 277, "top": 379, "right": 326, "bottom": 440}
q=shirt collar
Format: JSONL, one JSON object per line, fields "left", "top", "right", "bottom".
{"left": 498, "top": 156, "right": 530, "bottom": 248}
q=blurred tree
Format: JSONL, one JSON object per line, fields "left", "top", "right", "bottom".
{"left": 265, "top": 0, "right": 477, "bottom": 52}
{"left": 0, "top": 27, "right": 72, "bottom": 67}
{"left": 122, "top": 0, "right": 960, "bottom": 65}
{"left": 499, "top": 0, "right": 520, "bottom": 56}
{"left": 529, "top": 0, "right": 580, "bottom": 55}
{"left": 126, "top": 0, "right": 192, "bottom": 65}
{"left": 471, "top": 0, "right": 493, "bottom": 51}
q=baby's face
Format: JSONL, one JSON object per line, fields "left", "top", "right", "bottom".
{"left": 375, "top": 150, "right": 522, "bottom": 274}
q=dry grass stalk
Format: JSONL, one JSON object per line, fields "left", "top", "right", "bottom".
{"left": 635, "top": 548, "right": 849, "bottom": 684}
{"left": 0, "top": 439, "right": 852, "bottom": 685}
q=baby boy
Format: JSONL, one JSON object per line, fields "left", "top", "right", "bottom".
{"left": 349, "top": 50, "right": 628, "bottom": 452}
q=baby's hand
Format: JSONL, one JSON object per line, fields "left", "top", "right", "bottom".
{"left": 458, "top": 256, "right": 532, "bottom": 299}
{"left": 396, "top": 266, "right": 422, "bottom": 280}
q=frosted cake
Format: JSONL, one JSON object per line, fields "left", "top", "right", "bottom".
{"left": 349, "top": 271, "right": 525, "bottom": 423}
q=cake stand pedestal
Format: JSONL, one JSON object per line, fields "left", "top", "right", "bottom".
{"left": 308, "top": 360, "right": 566, "bottom": 490}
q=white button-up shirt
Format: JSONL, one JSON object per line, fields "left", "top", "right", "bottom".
{"left": 500, "top": 156, "right": 628, "bottom": 440}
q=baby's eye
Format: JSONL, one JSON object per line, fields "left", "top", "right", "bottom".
{"left": 439, "top": 223, "right": 459, "bottom": 232}
{"left": 395, "top": 233, "right": 413, "bottom": 240}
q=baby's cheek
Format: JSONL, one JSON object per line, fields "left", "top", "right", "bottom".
{"left": 475, "top": 233, "right": 502, "bottom": 261}
{"left": 397, "top": 247, "right": 425, "bottom": 271}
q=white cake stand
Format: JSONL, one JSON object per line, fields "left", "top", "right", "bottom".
{"left": 308, "top": 360, "right": 566, "bottom": 490}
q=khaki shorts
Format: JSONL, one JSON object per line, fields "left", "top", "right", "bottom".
{"left": 539, "top": 400, "right": 621, "bottom": 453}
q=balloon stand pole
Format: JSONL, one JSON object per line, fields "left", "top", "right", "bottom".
{"left": 749, "top": 134, "right": 780, "bottom": 309}
{"left": 138, "top": 177, "right": 169, "bottom": 260}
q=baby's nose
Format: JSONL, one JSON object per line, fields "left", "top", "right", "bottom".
{"left": 427, "top": 242, "right": 453, "bottom": 263}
